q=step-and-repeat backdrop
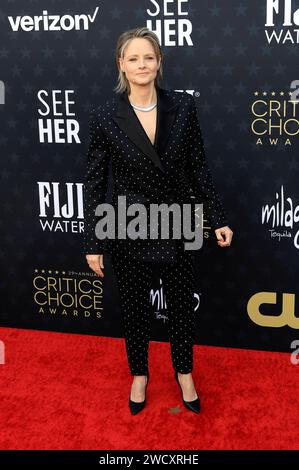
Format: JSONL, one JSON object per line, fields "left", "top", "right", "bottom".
{"left": 0, "top": 0, "right": 298, "bottom": 353}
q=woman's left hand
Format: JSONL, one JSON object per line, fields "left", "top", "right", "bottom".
{"left": 215, "top": 226, "right": 233, "bottom": 247}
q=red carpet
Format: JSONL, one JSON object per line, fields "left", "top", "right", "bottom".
{"left": 0, "top": 327, "right": 298, "bottom": 450}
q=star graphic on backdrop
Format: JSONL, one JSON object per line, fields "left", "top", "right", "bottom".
{"left": 214, "top": 121, "right": 225, "bottom": 132}
{"left": 197, "top": 64, "right": 209, "bottom": 76}
{"left": 196, "top": 25, "right": 208, "bottom": 38}
{"left": 235, "top": 3, "right": 248, "bottom": 16}
{"left": 222, "top": 25, "right": 234, "bottom": 36}
{"left": 33, "top": 64, "right": 43, "bottom": 76}
{"left": 209, "top": 44, "right": 222, "bottom": 56}
{"left": 89, "top": 46, "right": 100, "bottom": 58}
{"left": 210, "top": 5, "right": 222, "bottom": 17}
{"left": 222, "top": 64, "right": 234, "bottom": 76}
{"left": 260, "top": 45, "right": 273, "bottom": 56}
{"left": 248, "top": 24, "right": 260, "bottom": 36}
{"left": 289, "top": 159, "right": 299, "bottom": 170}
{"left": 110, "top": 7, "right": 122, "bottom": 20}
{"left": 225, "top": 101, "right": 238, "bottom": 113}
{"left": 262, "top": 158, "right": 275, "bottom": 170}
{"left": 247, "top": 63, "right": 260, "bottom": 75}
{"left": 273, "top": 63, "right": 286, "bottom": 75}
{"left": 287, "top": 45, "right": 299, "bottom": 56}
{"left": 235, "top": 83, "right": 248, "bottom": 94}
{"left": 238, "top": 157, "right": 249, "bottom": 169}
{"left": 0, "top": 47, "right": 9, "bottom": 59}
{"left": 210, "top": 82, "right": 222, "bottom": 95}
{"left": 173, "top": 64, "right": 185, "bottom": 77}
{"left": 235, "top": 43, "right": 247, "bottom": 55}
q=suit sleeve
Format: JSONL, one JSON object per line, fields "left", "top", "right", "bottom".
{"left": 83, "top": 109, "right": 110, "bottom": 255}
{"left": 184, "top": 94, "right": 229, "bottom": 230}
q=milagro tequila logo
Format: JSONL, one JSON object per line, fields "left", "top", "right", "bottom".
{"left": 262, "top": 185, "right": 299, "bottom": 248}
{"left": 265, "top": 0, "right": 299, "bottom": 44}
{"left": 38, "top": 182, "right": 84, "bottom": 233}
{"left": 251, "top": 90, "right": 299, "bottom": 145}
{"left": 150, "top": 276, "right": 201, "bottom": 323}
{"left": 37, "top": 89, "right": 80, "bottom": 144}
{"left": 146, "top": 0, "right": 193, "bottom": 46}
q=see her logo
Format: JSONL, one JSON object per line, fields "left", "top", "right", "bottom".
{"left": 146, "top": 0, "right": 193, "bottom": 46}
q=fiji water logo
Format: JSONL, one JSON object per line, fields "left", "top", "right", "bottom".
{"left": 265, "top": 0, "right": 299, "bottom": 44}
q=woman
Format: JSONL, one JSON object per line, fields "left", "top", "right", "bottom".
{"left": 83, "top": 27, "right": 233, "bottom": 415}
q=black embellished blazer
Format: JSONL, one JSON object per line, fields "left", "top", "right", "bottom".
{"left": 83, "top": 85, "right": 229, "bottom": 263}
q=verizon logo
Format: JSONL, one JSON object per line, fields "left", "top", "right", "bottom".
{"left": 8, "top": 7, "right": 99, "bottom": 32}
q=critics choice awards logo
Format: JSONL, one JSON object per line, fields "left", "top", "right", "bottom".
{"left": 251, "top": 90, "right": 299, "bottom": 146}
{"left": 33, "top": 269, "right": 103, "bottom": 320}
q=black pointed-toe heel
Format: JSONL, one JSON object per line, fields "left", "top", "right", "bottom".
{"left": 174, "top": 371, "right": 200, "bottom": 414}
{"left": 129, "top": 373, "right": 149, "bottom": 416}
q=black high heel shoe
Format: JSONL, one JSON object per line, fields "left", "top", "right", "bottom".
{"left": 174, "top": 371, "right": 200, "bottom": 414}
{"left": 129, "top": 373, "right": 149, "bottom": 415}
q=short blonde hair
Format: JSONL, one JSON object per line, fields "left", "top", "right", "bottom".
{"left": 114, "top": 26, "right": 163, "bottom": 94}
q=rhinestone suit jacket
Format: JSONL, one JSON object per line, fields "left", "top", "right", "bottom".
{"left": 83, "top": 86, "right": 229, "bottom": 263}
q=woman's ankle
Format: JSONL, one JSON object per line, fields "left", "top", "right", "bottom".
{"left": 132, "top": 374, "right": 148, "bottom": 381}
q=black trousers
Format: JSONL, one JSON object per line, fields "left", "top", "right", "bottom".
{"left": 111, "top": 248, "right": 197, "bottom": 376}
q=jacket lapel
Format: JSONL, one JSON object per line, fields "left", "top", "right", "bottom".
{"left": 111, "top": 85, "right": 179, "bottom": 174}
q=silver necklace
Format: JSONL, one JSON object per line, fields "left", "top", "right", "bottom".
{"left": 130, "top": 101, "right": 157, "bottom": 112}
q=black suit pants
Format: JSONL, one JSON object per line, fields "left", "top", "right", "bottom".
{"left": 111, "top": 247, "right": 197, "bottom": 376}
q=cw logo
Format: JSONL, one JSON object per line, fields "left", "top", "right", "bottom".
{"left": 247, "top": 292, "right": 298, "bottom": 328}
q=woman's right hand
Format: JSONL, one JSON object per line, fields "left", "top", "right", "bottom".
{"left": 86, "top": 254, "right": 104, "bottom": 278}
